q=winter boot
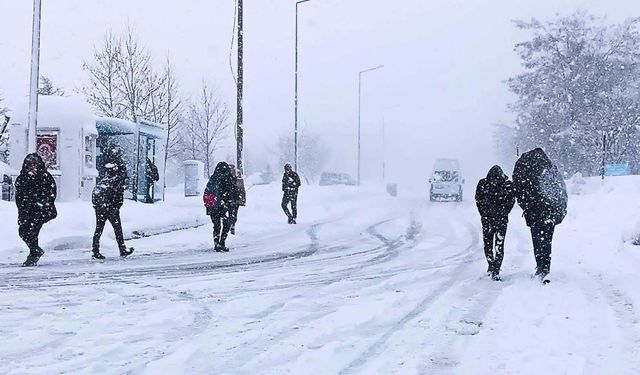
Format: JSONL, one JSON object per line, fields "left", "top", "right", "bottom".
{"left": 491, "top": 270, "right": 501, "bottom": 281}
{"left": 119, "top": 247, "right": 134, "bottom": 257}
{"left": 22, "top": 255, "right": 39, "bottom": 267}
{"left": 92, "top": 250, "right": 106, "bottom": 260}
{"left": 22, "top": 247, "right": 44, "bottom": 267}
{"left": 287, "top": 216, "right": 294, "bottom": 224}
{"left": 219, "top": 239, "right": 229, "bottom": 252}
{"left": 292, "top": 218, "right": 297, "bottom": 224}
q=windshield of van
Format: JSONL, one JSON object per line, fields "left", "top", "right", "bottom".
{"left": 432, "top": 170, "right": 458, "bottom": 182}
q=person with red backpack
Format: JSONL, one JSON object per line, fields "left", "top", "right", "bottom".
{"left": 203, "top": 162, "right": 234, "bottom": 252}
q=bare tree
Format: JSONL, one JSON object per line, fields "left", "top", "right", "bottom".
{"left": 0, "top": 92, "right": 8, "bottom": 163}
{"left": 162, "top": 58, "right": 183, "bottom": 161}
{"left": 278, "top": 130, "right": 329, "bottom": 183}
{"left": 83, "top": 31, "right": 125, "bottom": 118}
{"left": 38, "top": 75, "right": 65, "bottom": 96}
{"left": 117, "top": 27, "right": 155, "bottom": 123}
{"left": 180, "top": 83, "right": 230, "bottom": 176}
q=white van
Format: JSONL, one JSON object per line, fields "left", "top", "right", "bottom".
{"left": 429, "top": 158, "right": 464, "bottom": 202}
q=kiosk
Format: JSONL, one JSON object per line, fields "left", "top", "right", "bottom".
{"left": 9, "top": 96, "right": 98, "bottom": 201}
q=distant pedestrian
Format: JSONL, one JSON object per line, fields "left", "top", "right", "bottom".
{"left": 145, "top": 158, "right": 159, "bottom": 203}
{"left": 204, "top": 162, "right": 234, "bottom": 251}
{"left": 91, "top": 161, "right": 134, "bottom": 259}
{"left": 475, "top": 165, "right": 515, "bottom": 280}
{"left": 15, "top": 153, "right": 57, "bottom": 267}
{"left": 281, "top": 163, "right": 301, "bottom": 224}
{"left": 228, "top": 164, "right": 246, "bottom": 235}
{"left": 513, "top": 148, "right": 567, "bottom": 283}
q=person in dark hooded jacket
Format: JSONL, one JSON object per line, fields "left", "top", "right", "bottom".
{"left": 15, "top": 153, "right": 57, "bottom": 267}
{"left": 91, "top": 162, "right": 133, "bottom": 259}
{"left": 512, "top": 148, "right": 567, "bottom": 282}
{"left": 203, "top": 162, "right": 234, "bottom": 251}
{"left": 281, "top": 164, "right": 301, "bottom": 224}
{"left": 475, "top": 165, "right": 515, "bottom": 280}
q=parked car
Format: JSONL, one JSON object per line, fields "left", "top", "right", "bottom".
{"left": 429, "top": 158, "right": 464, "bottom": 202}
{"left": 319, "top": 172, "right": 357, "bottom": 186}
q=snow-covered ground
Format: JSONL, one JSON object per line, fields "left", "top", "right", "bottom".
{"left": 1, "top": 178, "right": 640, "bottom": 374}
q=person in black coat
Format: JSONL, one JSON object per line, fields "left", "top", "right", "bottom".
{"left": 145, "top": 158, "right": 159, "bottom": 204}
{"left": 281, "top": 164, "right": 301, "bottom": 224}
{"left": 227, "top": 164, "right": 246, "bottom": 235}
{"left": 203, "top": 162, "right": 234, "bottom": 252}
{"left": 475, "top": 165, "right": 516, "bottom": 280}
{"left": 513, "top": 148, "right": 568, "bottom": 281}
{"left": 91, "top": 162, "right": 133, "bottom": 259}
{"left": 15, "top": 153, "right": 57, "bottom": 267}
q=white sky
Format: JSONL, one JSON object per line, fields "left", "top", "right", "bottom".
{"left": 1, "top": 0, "right": 640, "bottom": 185}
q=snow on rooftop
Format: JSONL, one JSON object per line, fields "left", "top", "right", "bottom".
{"left": 10, "top": 95, "right": 97, "bottom": 136}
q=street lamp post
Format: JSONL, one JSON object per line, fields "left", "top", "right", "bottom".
{"left": 295, "top": 0, "right": 312, "bottom": 172}
{"left": 28, "top": 0, "right": 43, "bottom": 153}
{"left": 358, "top": 65, "right": 383, "bottom": 185}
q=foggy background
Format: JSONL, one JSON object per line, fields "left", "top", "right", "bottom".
{"left": 2, "top": 0, "right": 640, "bottom": 187}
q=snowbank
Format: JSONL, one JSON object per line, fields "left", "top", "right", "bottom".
{"left": 0, "top": 183, "right": 393, "bottom": 263}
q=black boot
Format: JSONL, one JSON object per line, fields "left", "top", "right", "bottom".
{"left": 219, "top": 239, "right": 229, "bottom": 252}
{"left": 22, "top": 247, "right": 44, "bottom": 267}
{"left": 92, "top": 250, "right": 106, "bottom": 260}
{"left": 119, "top": 247, "right": 134, "bottom": 257}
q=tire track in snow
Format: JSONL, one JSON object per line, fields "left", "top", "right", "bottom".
{"left": 228, "top": 217, "right": 427, "bottom": 373}
{"left": 339, "top": 221, "right": 480, "bottom": 375}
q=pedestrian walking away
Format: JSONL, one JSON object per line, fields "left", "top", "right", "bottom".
{"left": 512, "top": 147, "right": 567, "bottom": 283}
{"left": 475, "top": 165, "right": 515, "bottom": 280}
{"left": 15, "top": 153, "right": 57, "bottom": 267}
{"left": 91, "top": 160, "right": 134, "bottom": 260}
{"left": 145, "top": 158, "right": 159, "bottom": 204}
{"left": 228, "top": 164, "right": 246, "bottom": 235}
{"left": 204, "top": 162, "right": 235, "bottom": 252}
{"left": 281, "top": 163, "right": 301, "bottom": 224}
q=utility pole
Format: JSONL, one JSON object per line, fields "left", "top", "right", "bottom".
{"left": 357, "top": 65, "right": 383, "bottom": 185}
{"left": 295, "top": 0, "right": 312, "bottom": 171}
{"left": 28, "top": 0, "right": 42, "bottom": 154}
{"left": 236, "top": 0, "right": 244, "bottom": 176}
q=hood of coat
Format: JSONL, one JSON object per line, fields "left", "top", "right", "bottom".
{"left": 486, "top": 165, "right": 507, "bottom": 183}
{"left": 20, "top": 153, "right": 47, "bottom": 177}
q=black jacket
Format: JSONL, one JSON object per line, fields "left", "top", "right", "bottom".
{"left": 513, "top": 148, "right": 568, "bottom": 227}
{"left": 92, "top": 165, "right": 128, "bottom": 211}
{"left": 146, "top": 159, "right": 159, "bottom": 183}
{"left": 15, "top": 153, "right": 57, "bottom": 226}
{"left": 282, "top": 171, "right": 301, "bottom": 193}
{"left": 204, "top": 162, "right": 234, "bottom": 215}
{"left": 475, "top": 165, "right": 515, "bottom": 220}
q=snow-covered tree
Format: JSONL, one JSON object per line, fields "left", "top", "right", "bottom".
{"left": 179, "top": 83, "right": 230, "bottom": 176}
{"left": 278, "top": 131, "right": 329, "bottom": 183}
{"left": 83, "top": 31, "right": 126, "bottom": 118}
{"left": 83, "top": 28, "right": 169, "bottom": 124}
{"left": 507, "top": 12, "right": 640, "bottom": 175}
{"left": 38, "top": 75, "right": 65, "bottom": 96}
{"left": 0, "top": 92, "right": 9, "bottom": 163}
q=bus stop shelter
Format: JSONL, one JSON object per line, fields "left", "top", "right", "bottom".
{"left": 95, "top": 117, "right": 166, "bottom": 202}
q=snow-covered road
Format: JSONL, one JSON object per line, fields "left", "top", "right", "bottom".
{"left": 1, "top": 181, "right": 640, "bottom": 374}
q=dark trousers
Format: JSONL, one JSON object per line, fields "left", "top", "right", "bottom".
{"left": 18, "top": 221, "right": 44, "bottom": 255}
{"left": 228, "top": 204, "right": 239, "bottom": 227}
{"left": 481, "top": 217, "right": 508, "bottom": 273}
{"left": 145, "top": 182, "right": 154, "bottom": 203}
{"left": 282, "top": 191, "right": 298, "bottom": 219}
{"left": 530, "top": 223, "right": 555, "bottom": 274}
{"left": 211, "top": 208, "right": 231, "bottom": 245}
{"left": 93, "top": 208, "right": 125, "bottom": 252}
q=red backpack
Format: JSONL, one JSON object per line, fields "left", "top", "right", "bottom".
{"left": 203, "top": 192, "right": 218, "bottom": 208}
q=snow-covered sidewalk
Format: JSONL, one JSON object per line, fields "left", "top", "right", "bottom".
{"left": 1, "top": 178, "right": 640, "bottom": 374}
